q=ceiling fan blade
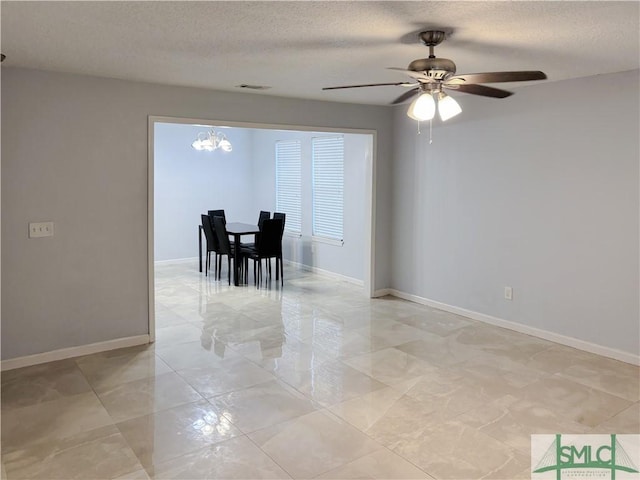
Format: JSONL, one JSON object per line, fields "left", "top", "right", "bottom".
{"left": 445, "top": 83, "right": 513, "bottom": 98}
{"left": 391, "top": 87, "right": 421, "bottom": 105}
{"left": 445, "top": 71, "right": 547, "bottom": 85}
{"left": 323, "top": 82, "right": 417, "bottom": 90}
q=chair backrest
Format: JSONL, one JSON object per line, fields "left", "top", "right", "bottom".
{"left": 208, "top": 209, "right": 226, "bottom": 224}
{"left": 212, "top": 216, "right": 232, "bottom": 255}
{"left": 254, "top": 210, "right": 271, "bottom": 244}
{"left": 258, "top": 210, "right": 271, "bottom": 228}
{"left": 272, "top": 212, "right": 286, "bottom": 237}
{"left": 201, "top": 214, "right": 219, "bottom": 251}
{"left": 257, "top": 219, "right": 283, "bottom": 257}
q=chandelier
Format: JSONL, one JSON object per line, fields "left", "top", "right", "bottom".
{"left": 191, "top": 129, "right": 232, "bottom": 152}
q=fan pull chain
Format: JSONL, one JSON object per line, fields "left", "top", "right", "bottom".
{"left": 415, "top": 121, "right": 434, "bottom": 144}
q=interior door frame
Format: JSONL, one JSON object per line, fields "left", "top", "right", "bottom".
{"left": 147, "top": 115, "right": 377, "bottom": 342}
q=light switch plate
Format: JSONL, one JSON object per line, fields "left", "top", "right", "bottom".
{"left": 504, "top": 286, "right": 513, "bottom": 300}
{"left": 29, "top": 222, "right": 54, "bottom": 238}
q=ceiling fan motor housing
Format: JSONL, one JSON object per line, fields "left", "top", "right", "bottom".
{"left": 419, "top": 30, "right": 447, "bottom": 47}
{"left": 408, "top": 57, "right": 457, "bottom": 80}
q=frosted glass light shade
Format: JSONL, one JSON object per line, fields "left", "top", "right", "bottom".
{"left": 407, "top": 93, "right": 436, "bottom": 121}
{"left": 219, "top": 139, "right": 232, "bottom": 152}
{"left": 438, "top": 94, "right": 462, "bottom": 121}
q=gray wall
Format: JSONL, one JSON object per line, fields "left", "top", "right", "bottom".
{"left": 3, "top": 65, "right": 637, "bottom": 361}
{"left": 154, "top": 123, "right": 255, "bottom": 261}
{"left": 391, "top": 70, "right": 640, "bottom": 355}
{"left": 250, "top": 130, "right": 370, "bottom": 281}
{"left": 1, "top": 68, "right": 392, "bottom": 360}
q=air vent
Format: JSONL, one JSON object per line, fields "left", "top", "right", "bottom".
{"left": 235, "top": 84, "right": 272, "bottom": 90}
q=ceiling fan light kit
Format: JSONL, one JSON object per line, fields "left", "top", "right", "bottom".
{"left": 407, "top": 89, "right": 463, "bottom": 122}
{"left": 323, "top": 29, "right": 547, "bottom": 125}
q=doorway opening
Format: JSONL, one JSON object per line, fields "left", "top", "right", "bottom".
{"left": 148, "top": 116, "right": 376, "bottom": 341}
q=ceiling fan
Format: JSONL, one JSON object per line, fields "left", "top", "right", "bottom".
{"left": 323, "top": 30, "right": 547, "bottom": 121}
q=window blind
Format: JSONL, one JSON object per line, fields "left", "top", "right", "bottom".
{"left": 312, "top": 136, "right": 344, "bottom": 241}
{"left": 275, "top": 140, "right": 302, "bottom": 233}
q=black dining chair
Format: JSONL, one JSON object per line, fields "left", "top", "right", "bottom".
{"left": 272, "top": 212, "right": 286, "bottom": 236}
{"left": 240, "top": 210, "right": 271, "bottom": 250}
{"left": 209, "top": 209, "right": 239, "bottom": 248}
{"left": 241, "top": 218, "right": 283, "bottom": 287}
{"left": 201, "top": 214, "right": 221, "bottom": 278}
{"left": 212, "top": 216, "right": 241, "bottom": 285}
{"left": 258, "top": 210, "right": 271, "bottom": 227}
{"left": 207, "top": 209, "right": 226, "bottom": 224}
{"left": 272, "top": 212, "right": 286, "bottom": 280}
{"left": 250, "top": 210, "right": 271, "bottom": 246}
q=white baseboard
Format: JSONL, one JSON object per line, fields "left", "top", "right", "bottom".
{"left": 388, "top": 289, "right": 640, "bottom": 366}
{"left": 0, "top": 335, "right": 151, "bottom": 371}
{"left": 285, "top": 260, "right": 364, "bottom": 286}
{"left": 154, "top": 257, "right": 198, "bottom": 265}
{"left": 373, "top": 288, "right": 392, "bottom": 298}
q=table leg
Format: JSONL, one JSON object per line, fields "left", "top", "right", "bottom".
{"left": 233, "top": 233, "right": 241, "bottom": 286}
{"left": 199, "top": 226, "right": 203, "bottom": 273}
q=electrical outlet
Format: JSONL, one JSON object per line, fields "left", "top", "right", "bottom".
{"left": 504, "top": 286, "right": 513, "bottom": 301}
{"left": 29, "top": 222, "right": 54, "bottom": 238}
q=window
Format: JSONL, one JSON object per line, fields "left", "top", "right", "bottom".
{"left": 312, "top": 136, "right": 344, "bottom": 242}
{"left": 275, "top": 140, "right": 302, "bottom": 233}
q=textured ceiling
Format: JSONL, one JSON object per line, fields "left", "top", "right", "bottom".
{"left": 1, "top": 1, "right": 638, "bottom": 105}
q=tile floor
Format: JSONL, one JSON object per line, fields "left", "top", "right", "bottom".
{"left": 1, "top": 261, "right": 638, "bottom": 479}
